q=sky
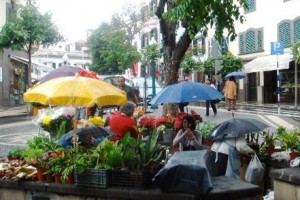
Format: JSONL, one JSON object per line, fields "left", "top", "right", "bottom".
{"left": 35, "top": 0, "right": 137, "bottom": 43}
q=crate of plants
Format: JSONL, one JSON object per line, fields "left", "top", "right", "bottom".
{"left": 74, "top": 168, "right": 110, "bottom": 188}
{"left": 110, "top": 169, "right": 155, "bottom": 189}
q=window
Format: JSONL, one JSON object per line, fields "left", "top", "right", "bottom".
{"left": 278, "top": 17, "right": 300, "bottom": 48}
{"left": 239, "top": 28, "right": 264, "bottom": 55}
{"left": 141, "top": 34, "right": 148, "bottom": 48}
{"left": 150, "top": 29, "right": 158, "bottom": 42}
{"left": 244, "top": 0, "right": 256, "bottom": 13}
{"left": 192, "top": 37, "right": 206, "bottom": 55}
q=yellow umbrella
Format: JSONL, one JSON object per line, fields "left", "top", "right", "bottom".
{"left": 24, "top": 75, "right": 127, "bottom": 107}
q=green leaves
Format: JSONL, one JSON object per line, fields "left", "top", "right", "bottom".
{"left": 164, "top": 0, "right": 247, "bottom": 41}
{"left": 88, "top": 23, "right": 140, "bottom": 74}
{"left": 0, "top": 4, "right": 63, "bottom": 51}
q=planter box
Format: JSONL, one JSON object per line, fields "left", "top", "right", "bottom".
{"left": 74, "top": 168, "right": 110, "bottom": 188}
{"left": 110, "top": 170, "right": 154, "bottom": 189}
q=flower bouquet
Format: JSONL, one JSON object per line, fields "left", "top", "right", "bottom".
{"left": 34, "top": 106, "right": 75, "bottom": 135}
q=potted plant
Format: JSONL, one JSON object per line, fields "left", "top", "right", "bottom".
{"left": 7, "top": 147, "right": 25, "bottom": 160}
{"left": 260, "top": 131, "right": 278, "bottom": 157}
{"left": 155, "top": 114, "right": 181, "bottom": 143}
{"left": 196, "top": 121, "right": 216, "bottom": 146}
{"left": 278, "top": 128, "right": 300, "bottom": 160}
{"left": 138, "top": 115, "right": 157, "bottom": 136}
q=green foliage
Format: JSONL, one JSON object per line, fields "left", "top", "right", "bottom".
{"left": 0, "top": 4, "right": 63, "bottom": 51}
{"left": 55, "top": 121, "right": 66, "bottom": 140}
{"left": 88, "top": 23, "right": 140, "bottom": 75}
{"left": 278, "top": 128, "right": 300, "bottom": 151}
{"left": 0, "top": 3, "right": 63, "bottom": 86}
{"left": 7, "top": 147, "right": 25, "bottom": 158}
{"left": 22, "top": 135, "right": 64, "bottom": 168}
{"left": 164, "top": 0, "right": 247, "bottom": 41}
{"left": 92, "top": 131, "right": 165, "bottom": 171}
{"left": 196, "top": 121, "right": 216, "bottom": 138}
{"left": 260, "top": 131, "right": 278, "bottom": 148}
{"left": 201, "top": 55, "right": 244, "bottom": 78}
{"left": 293, "top": 41, "right": 300, "bottom": 64}
{"left": 141, "top": 44, "right": 161, "bottom": 64}
{"left": 180, "top": 49, "right": 203, "bottom": 74}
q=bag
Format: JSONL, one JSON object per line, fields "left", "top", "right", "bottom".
{"left": 245, "top": 154, "right": 264, "bottom": 184}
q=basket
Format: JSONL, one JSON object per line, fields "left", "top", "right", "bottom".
{"left": 110, "top": 170, "right": 154, "bottom": 189}
{"left": 74, "top": 168, "right": 110, "bottom": 188}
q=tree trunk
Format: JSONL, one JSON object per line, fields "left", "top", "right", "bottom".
{"left": 156, "top": 0, "right": 192, "bottom": 116}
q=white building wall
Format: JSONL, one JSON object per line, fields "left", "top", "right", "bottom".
{"left": 230, "top": 0, "right": 300, "bottom": 58}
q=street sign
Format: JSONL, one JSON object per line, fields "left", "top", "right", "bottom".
{"left": 271, "top": 42, "right": 284, "bottom": 55}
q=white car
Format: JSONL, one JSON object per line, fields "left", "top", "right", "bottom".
{"left": 131, "top": 77, "right": 162, "bottom": 103}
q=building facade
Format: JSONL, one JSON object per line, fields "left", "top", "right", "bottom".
{"left": 228, "top": 0, "right": 300, "bottom": 105}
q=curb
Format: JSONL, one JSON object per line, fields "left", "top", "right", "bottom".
{"left": 0, "top": 114, "right": 32, "bottom": 125}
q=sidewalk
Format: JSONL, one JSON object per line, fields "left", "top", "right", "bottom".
{"left": 0, "top": 101, "right": 299, "bottom": 125}
{"left": 0, "top": 105, "right": 32, "bottom": 124}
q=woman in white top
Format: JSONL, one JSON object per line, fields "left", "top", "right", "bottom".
{"left": 173, "top": 115, "right": 203, "bottom": 151}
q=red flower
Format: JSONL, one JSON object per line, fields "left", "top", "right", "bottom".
{"left": 139, "top": 115, "right": 156, "bottom": 129}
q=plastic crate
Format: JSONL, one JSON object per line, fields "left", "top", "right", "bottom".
{"left": 110, "top": 170, "right": 154, "bottom": 189}
{"left": 74, "top": 168, "right": 110, "bottom": 188}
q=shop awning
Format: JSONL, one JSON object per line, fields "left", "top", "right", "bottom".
{"left": 243, "top": 54, "right": 293, "bottom": 73}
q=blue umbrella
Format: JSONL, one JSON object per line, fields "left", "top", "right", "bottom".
{"left": 224, "top": 71, "right": 246, "bottom": 80}
{"left": 150, "top": 81, "right": 224, "bottom": 104}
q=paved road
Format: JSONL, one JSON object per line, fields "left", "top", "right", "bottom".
{"left": 0, "top": 105, "right": 299, "bottom": 157}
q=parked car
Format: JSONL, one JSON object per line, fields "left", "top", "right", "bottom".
{"left": 131, "top": 77, "right": 162, "bottom": 104}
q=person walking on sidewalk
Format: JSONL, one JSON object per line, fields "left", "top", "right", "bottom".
{"left": 222, "top": 76, "right": 237, "bottom": 111}
{"left": 205, "top": 78, "right": 217, "bottom": 116}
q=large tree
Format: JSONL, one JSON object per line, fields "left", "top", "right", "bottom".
{"left": 88, "top": 23, "right": 140, "bottom": 75}
{"left": 89, "top": 2, "right": 143, "bottom": 76}
{"left": 155, "top": 0, "right": 247, "bottom": 115}
{"left": 0, "top": 3, "right": 63, "bottom": 87}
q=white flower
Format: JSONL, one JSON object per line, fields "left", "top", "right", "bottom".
{"left": 157, "top": 124, "right": 167, "bottom": 133}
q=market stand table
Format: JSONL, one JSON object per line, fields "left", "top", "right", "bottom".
{"left": 0, "top": 176, "right": 261, "bottom": 200}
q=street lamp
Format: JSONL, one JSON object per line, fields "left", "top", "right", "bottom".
{"left": 149, "top": 37, "right": 158, "bottom": 109}
{"left": 62, "top": 53, "right": 69, "bottom": 66}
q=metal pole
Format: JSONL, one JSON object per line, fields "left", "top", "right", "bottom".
{"left": 294, "top": 50, "right": 298, "bottom": 108}
{"left": 276, "top": 54, "right": 281, "bottom": 114}
{"left": 151, "top": 60, "right": 156, "bottom": 97}
{"left": 150, "top": 60, "right": 158, "bottom": 109}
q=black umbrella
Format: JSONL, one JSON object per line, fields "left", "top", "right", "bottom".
{"left": 207, "top": 118, "right": 269, "bottom": 141}
{"left": 57, "top": 126, "right": 115, "bottom": 148}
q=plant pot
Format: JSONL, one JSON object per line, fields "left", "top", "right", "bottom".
{"left": 267, "top": 146, "right": 276, "bottom": 157}
{"left": 289, "top": 151, "right": 299, "bottom": 160}
{"left": 36, "top": 167, "right": 46, "bottom": 181}
{"left": 66, "top": 173, "right": 74, "bottom": 184}
{"left": 45, "top": 173, "right": 55, "bottom": 183}
{"left": 205, "top": 139, "right": 214, "bottom": 147}
{"left": 162, "top": 129, "right": 174, "bottom": 143}
{"left": 54, "top": 174, "right": 62, "bottom": 183}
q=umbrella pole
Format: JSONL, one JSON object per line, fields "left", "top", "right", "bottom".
{"left": 72, "top": 107, "right": 79, "bottom": 148}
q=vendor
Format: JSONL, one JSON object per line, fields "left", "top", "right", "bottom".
{"left": 109, "top": 101, "right": 140, "bottom": 141}
{"left": 173, "top": 115, "right": 203, "bottom": 151}
{"left": 210, "top": 135, "right": 255, "bottom": 178}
